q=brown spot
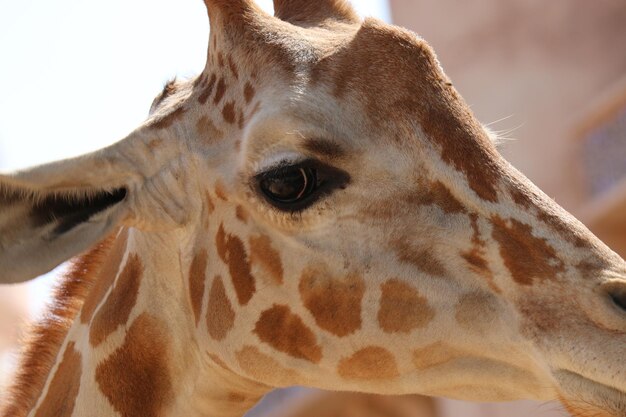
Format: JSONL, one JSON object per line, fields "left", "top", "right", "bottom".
{"left": 461, "top": 249, "right": 500, "bottom": 293}
{"left": 214, "top": 78, "right": 227, "bottom": 105}
{"left": 249, "top": 235, "right": 284, "bottom": 285}
{"left": 215, "top": 224, "right": 255, "bottom": 305}
{"left": 82, "top": 229, "right": 129, "bottom": 323}
{"left": 303, "top": 138, "right": 346, "bottom": 159}
{"left": 235, "top": 205, "right": 249, "bottom": 223}
{"left": 254, "top": 304, "right": 322, "bottom": 363}
{"left": 338, "top": 347, "right": 399, "bottom": 380}
{"left": 217, "top": 52, "right": 225, "bottom": 67}
{"left": 189, "top": 249, "right": 208, "bottom": 326}
{"left": 409, "top": 181, "right": 466, "bottom": 214}
{"left": 577, "top": 260, "right": 607, "bottom": 276}
{"left": 468, "top": 213, "right": 484, "bottom": 246}
{"left": 90, "top": 254, "right": 143, "bottom": 346}
{"left": 33, "top": 343, "right": 81, "bottom": 417}
{"left": 412, "top": 342, "right": 466, "bottom": 370}
{"left": 96, "top": 314, "right": 173, "bottom": 417}
{"left": 227, "top": 56, "right": 239, "bottom": 79}
{"left": 198, "top": 74, "right": 217, "bottom": 104}
{"left": 196, "top": 116, "right": 224, "bottom": 142}
{"left": 205, "top": 191, "right": 216, "bottom": 214}
{"left": 299, "top": 268, "right": 364, "bottom": 337}
{"left": 206, "top": 276, "right": 236, "bottom": 341}
{"left": 214, "top": 180, "right": 229, "bottom": 201}
{"left": 491, "top": 215, "right": 564, "bottom": 285}
{"left": 150, "top": 106, "right": 187, "bottom": 130}
{"left": 391, "top": 241, "right": 446, "bottom": 277}
{"left": 454, "top": 292, "right": 500, "bottom": 334}
{"left": 227, "top": 392, "right": 247, "bottom": 403}
{"left": 222, "top": 101, "right": 236, "bottom": 124}
{"left": 378, "top": 279, "right": 434, "bottom": 334}
{"left": 193, "top": 72, "right": 206, "bottom": 87}
{"left": 462, "top": 249, "right": 488, "bottom": 273}
{"left": 236, "top": 345, "right": 301, "bottom": 387}
{"left": 147, "top": 138, "right": 164, "bottom": 150}
{"left": 509, "top": 186, "right": 592, "bottom": 249}
{"left": 536, "top": 210, "right": 590, "bottom": 249}
{"left": 243, "top": 82, "right": 256, "bottom": 104}
{"left": 510, "top": 187, "right": 532, "bottom": 209}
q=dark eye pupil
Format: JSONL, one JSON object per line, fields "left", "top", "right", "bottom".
{"left": 260, "top": 167, "right": 316, "bottom": 203}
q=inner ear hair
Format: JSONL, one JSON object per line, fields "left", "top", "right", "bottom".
{"left": 0, "top": 184, "right": 128, "bottom": 235}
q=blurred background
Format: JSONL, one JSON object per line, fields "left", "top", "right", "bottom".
{"left": 1, "top": 1, "right": 625, "bottom": 416}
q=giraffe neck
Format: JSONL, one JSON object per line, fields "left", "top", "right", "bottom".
{"left": 5, "top": 228, "right": 269, "bottom": 417}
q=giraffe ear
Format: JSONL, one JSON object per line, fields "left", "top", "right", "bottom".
{"left": 273, "top": 0, "right": 359, "bottom": 26}
{"left": 0, "top": 178, "right": 129, "bottom": 284}
{"left": 0, "top": 138, "right": 149, "bottom": 284}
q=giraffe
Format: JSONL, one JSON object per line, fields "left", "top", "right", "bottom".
{"left": 0, "top": 1, "right": 625, "bottom": 416}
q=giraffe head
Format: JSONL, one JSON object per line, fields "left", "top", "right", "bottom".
{"left": 1, "top": 1, "right": 625, "bottom": 416}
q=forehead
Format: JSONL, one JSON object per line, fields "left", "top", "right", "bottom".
{"left": 284, "top": 19, "right": 501, "bottom": 201}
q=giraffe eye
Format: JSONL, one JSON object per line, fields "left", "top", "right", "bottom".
{"left": 254, "top": 159, "right": 351, "bottom": 213}
{"left": 258, "top": 164, "right": 317, "bottom": 208}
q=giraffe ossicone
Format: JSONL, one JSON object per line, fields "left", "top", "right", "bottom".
{"left": 1, "top": 1, "right": 626, "bottom": 416}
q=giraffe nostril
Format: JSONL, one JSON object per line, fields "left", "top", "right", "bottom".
{"left": 606, "top": 282, "right": 626, "bottom": 314}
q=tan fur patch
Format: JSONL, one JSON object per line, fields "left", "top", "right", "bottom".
{"left": 81, "top": 229, "right": 129, "bottom": 323}
{"left": 249, "top": 235, "right": 284, "bottom": 285}
{"left": 338, "top": 347, "right": 399, "bottom": 380}
{"left": 302, "top": 137, "right": 346, "bottom": 160}
{"left": 412, "top": 342, "right": 466, "bottom": 370}
{"left": 491, "top": 215, "right": 564, "bottom": 285}
{"left": 298, "top": 268, "right": 364, "bottom": 337}
{"left": 32, "top": 342, "right": 81, "bottom": 417}
{"left": 96, "top": 313, "right": 173, "bottom": 417}
{"left": 189, "top": 249, "right": 208, "bottom": 326}
{"left": 206, "top": 276, "right": 236, "bottom": 341}
{"left": 196, "top": 116, "right": 224, "bottom": 142}
{"left": 206, "top": 352, "right": 232, "bottom": 372}
{"left": 391, "top": 241, "right": 446, "bottom": 277}
{"left": 454, "top": 293, "right": 499, "bottom": 335}
{"left": 150, "top": 106, "right": 187, "bottom": 130}
{"left": 237, "top": 108, "right": 245, "bottom": 130}
{"left": 378, "top": 279, "right": 435, "bottom": 333}
{"left": 236, "top": 345, "right": 301, "bottom": 387}
{"left": 90, "top": 254, "right": 143, "bottom": 346}
{"left": 254, "top": 304, "right": 322, "bottom": 363}
{"left": 215, "top": 224, "right": 255, "bottom": 305}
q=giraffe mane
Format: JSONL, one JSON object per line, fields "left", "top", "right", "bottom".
{"left": 0, "top": 234, "right": 117, "bottom": 417}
